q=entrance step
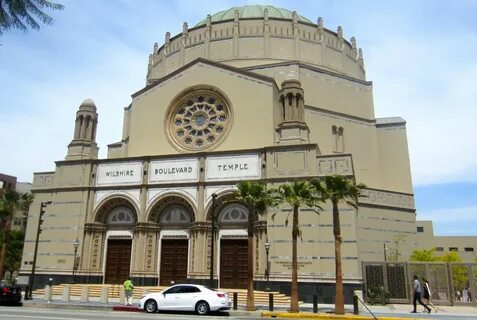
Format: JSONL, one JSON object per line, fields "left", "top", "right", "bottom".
{"left": 32, "top": 284, "right": 301, "bottom": 305}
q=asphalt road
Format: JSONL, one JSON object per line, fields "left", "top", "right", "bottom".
{"left": 1, "top": 306, "right": 476, "bottom": 320}
{"left": 0, "top": 307, "right": 260, "bottom": 320}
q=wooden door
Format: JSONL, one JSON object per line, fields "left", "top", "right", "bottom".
{"left": 105, "top": 239, "right": 132, "bottom": 284}
{"left": 220, "top": 239, "right": 248, "bottom": 289}
{"left": 160, "top": 239, "right": 188, "bottom": 286}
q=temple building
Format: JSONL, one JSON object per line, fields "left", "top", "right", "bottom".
{"left": 20, "top": 5, "right": 419, "bottom": 303}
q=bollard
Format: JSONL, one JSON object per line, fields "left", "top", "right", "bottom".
{"left": 313, "top": 294, "right": 318, "bottom": 313}
{"left": 269, "top": 293, "right": 274, "bottom": 311}
{"left": 100, "top": 287, "right": 109, "bottom": 304}
{"left": 119, "top": 287, "right": 126, "bottom": 305}
{"left": 353, "top": 294, "right": 359, "bottom": 315}
{"left": 62, "top": 285, "right": 71, "bottom": 302}
{"left": 233, "top": 292, "right": 238, "bottom": 310}
{"left": 81, "top": 286, "right": 89, "bottom": 303}
{"left": 44, "top": 285, "right": 52, "bottom": 303}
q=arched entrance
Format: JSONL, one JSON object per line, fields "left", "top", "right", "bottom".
{"left": 100, "top": 204, "right": 137, "bottom": 284}
{"left": 218, "top": 203, "right": 249, "bottom": 289}
{"left": 149, "top": 196, "right": 195, "bottom": 286}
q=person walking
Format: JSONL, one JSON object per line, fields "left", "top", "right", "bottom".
{"left": 123, "top": 277, "right": 135, "bottom": 306}
{"left": 411, "top": 275, "right": 431, "bottom": 314}
{"left": 422, "top": 278, "right": 438, "bottom": 313}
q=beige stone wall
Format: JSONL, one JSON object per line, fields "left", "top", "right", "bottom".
{"left": 148, "top": 19, "right": 365, "bottom": 83}
{"left": 377, "top": 123, "right": 413, "bottom": 193}
{"left": 127, "top": 62, "right": 276, "bottom": 157}
{"left": 434, "top": 236, "right": 477, "bottom": 262}
{"left": 356, "top": 205, "right": 417, "bottom": 262}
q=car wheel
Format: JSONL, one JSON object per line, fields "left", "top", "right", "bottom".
{"left": 195, "top": 300, "right": 210, "bottom": 315}
{"left": 144, "top": 299, "right": 157, "bottom": 313}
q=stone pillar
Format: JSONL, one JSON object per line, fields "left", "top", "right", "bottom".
{"left": 81, "top": 286, "right": 89, "bottom": 303}
{"left": 62, "top": 285, "right": 71, "bottom": 302}
{"left": 233, "top": 9, "right": 240, "bottom": 58}
{"left": 44, "top": 285, "right": 52, "bottom": 302}
{"left": 119, "top": 287, "right": 126, "bottom": 305}
{"left": 100, "top": 287, "right": 109, "bottom": 304}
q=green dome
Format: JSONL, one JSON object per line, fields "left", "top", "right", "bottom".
{"left": 194, "top": 5, "right": 312, "bottom": 27}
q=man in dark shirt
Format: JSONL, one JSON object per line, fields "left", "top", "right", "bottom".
{"left": 411, "top": 275, "right": 431, "bottom": 313}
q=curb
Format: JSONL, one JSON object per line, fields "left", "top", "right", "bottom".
{"left": 23, "top": 302, "right": 113, "bottom": 311}
{"left": 261, "top": 311, "right": 425, "bottom": 320}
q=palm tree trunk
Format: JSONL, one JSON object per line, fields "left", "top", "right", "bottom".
{"left": 0, "top": 215, "right": 12, "bottom": 279}
{"left": 246, "top": 210, "right": 256, "bottom": 311}
{"left": 290, "top": 205, "right": 299, "bottom": 312}
{"left": 332, "top": 199, "right": 344, "bottom": 314}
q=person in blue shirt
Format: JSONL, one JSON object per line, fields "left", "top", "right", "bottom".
{"left": 411, "top": 275, "right": 431, "bottom": 313}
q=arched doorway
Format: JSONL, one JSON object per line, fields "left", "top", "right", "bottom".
{"left": 218, "top": 203, "right": 249, "bottom": 289}
{"left": 149, "top": 196, "right": 195, "bottom": 286}
{"left": 102, "top": 205, "right": 136, "bottom": 284}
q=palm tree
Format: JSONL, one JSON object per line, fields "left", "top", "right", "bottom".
{"left": 230, "top": 181, "right": 278, "bottom": 311}
{"left": 0, "top": 189, "right": 34, "bottom": 279}
{"left": 0, "top": 0, "right": 64, "bottom": 34}
{"left": 277, "top": 180, "right": 323, "bottom": 312}
{"left": 311, "top": 175, "right": 365, "bottom": 315}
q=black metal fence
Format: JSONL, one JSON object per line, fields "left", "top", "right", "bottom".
{"left": 362, "top": 262, "right": 477, "bottom": 305}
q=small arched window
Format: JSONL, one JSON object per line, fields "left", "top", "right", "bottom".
{"left": 160, "top": 204, "right": 191, "bottom": 224}
{"left": 219, "top": 203, "right": 248, "bottom": 225}
{"left": 106, "top": 206, "right": 135, "bottom": 225}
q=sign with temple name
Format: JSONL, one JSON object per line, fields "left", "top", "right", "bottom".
{"left": 206, "top": 154, "right": 261, "bottom": 181}
{"left": 149, "top": 158, "right": 199, "bottom": 183}
{"left": 96, "top": 162, "right": 143, "bottom": 186}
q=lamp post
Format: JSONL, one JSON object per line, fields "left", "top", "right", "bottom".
{"left": 264, "top": 242, "right": 271, "bottom": 291}
{"left": 72, "top": 239, "right": 80, "bottom": 283}
{"left": 209, "top": 193, "right": 218, "bottom": 288}
{"left": 27, "top": 200, "right": 52, "bottom": 300}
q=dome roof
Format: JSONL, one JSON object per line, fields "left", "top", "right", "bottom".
{"left": 194, "top": 5, "right": 312, "bottom": 27}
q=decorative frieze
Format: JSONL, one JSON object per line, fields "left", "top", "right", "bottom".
{"left": 33, "top": 173, "right": 54, "bottom": 187}
{"left": 359, "top": 188, "right": 415, "bottom": 211}
{"left": 316, "top": 154, "right": 353, "bottom": 176}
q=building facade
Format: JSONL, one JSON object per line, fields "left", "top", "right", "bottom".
{"left": 20, "top": 5, "right": 419, "bottom": 302}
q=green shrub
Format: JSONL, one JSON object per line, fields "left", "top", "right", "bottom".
{"left": 366, "top": 285, "right": 390, "bottom": 305}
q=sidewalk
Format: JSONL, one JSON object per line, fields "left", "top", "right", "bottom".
{"left": 22, "top": 294, "right": 477, "bottom": 319}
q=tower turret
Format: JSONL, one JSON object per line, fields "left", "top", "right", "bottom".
{"left": 276, "top": 80, "right": 310, "bottom": 144}
{"left": 66, "top": 98, "right": 99, "bottom": 160}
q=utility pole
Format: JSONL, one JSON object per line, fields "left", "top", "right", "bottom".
{"left": 26, "top": 201, "right": 51, "bottom": 299}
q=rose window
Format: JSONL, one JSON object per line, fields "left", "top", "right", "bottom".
{"left": 167, "top": 91, "right": 231, "bottom": 151}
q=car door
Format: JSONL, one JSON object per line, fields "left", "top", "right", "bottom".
{"left": 158, "top": 286, "right": 182, "bottom": 310}
{"left": 176, "top": 286, "right": 202, "bottom": 311}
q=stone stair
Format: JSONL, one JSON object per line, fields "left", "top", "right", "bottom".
{"left": 33, "top": 284, "right": 299, "bottom": 305}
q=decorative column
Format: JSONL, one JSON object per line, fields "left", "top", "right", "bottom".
{"left": 233, "top": 9, "right": 240, "bottom": 58}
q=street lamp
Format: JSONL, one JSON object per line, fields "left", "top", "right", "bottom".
{"left": 209, "top": 193, "right": 218, "bottom": 288}
{"left": 264, "top": 242, "right": 271, "bottom": 291}
{"left": 72, "top": 239, "right": 80, "bottom": 283}
{"left": 26, "top": 200, "right": 52, "bottom": 300}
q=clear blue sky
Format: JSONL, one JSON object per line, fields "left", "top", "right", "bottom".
{"left": 1, "top": 0, "right": 476, "bottom": 236}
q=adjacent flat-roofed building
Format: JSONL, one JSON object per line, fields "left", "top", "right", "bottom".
{"left": 20, "top": 5, "right": 419, "bottom": 302}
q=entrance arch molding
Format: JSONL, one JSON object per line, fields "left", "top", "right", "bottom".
{"left": 146, "top": 191, "right": 196, "bottom": 223}
{"left": 93, "top": 194, "right": 139, "bottom": 224}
